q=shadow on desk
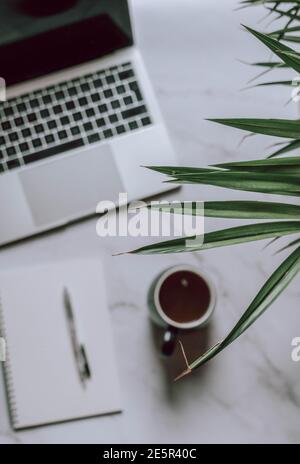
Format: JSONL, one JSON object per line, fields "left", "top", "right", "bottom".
{"left": 151, "top": 324, "right": 212, "bottom": 386}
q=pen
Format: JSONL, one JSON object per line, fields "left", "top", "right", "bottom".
{"left": 63, "top": 287, "right": 91, "bottom": 386}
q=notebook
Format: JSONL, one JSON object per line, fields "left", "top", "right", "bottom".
{"left": 0, "top": 259, "right": 122, "bottom": 429}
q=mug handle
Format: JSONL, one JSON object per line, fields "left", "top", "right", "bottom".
{"left": 161, "top": 326, "right": 178, "bottom": 357}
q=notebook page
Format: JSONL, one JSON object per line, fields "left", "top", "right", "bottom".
{"left": 0, "top": 259, "right": 121, "bottom": 429}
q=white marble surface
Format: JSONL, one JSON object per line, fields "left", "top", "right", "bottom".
{"left": 1, "top": 0, "right": 300, "bottom": 444}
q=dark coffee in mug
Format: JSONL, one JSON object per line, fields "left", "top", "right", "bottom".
{"left": 149, "top": 265, "right": 216, "bottom": 356}
{"left": 158, "top": 270, "right": 211, "bottom": 324}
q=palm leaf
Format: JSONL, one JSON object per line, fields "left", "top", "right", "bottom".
{"left": 243, "top": 25, "right": 300, "bottom": 73}
{"left": 215, "top": 156, "right": 300, "bottom": 174}
{"left": 269, "top": 25, "right": 300, "bottom": 35}
{"left": 143, "top": 165, "right": 219, "bottom": 176}
{"left": 249, "top": 61, "right": 288, "bottom": 68}
{"left": 266, "top": 7, "right": 300, "bottom": 22}
{"left": 249, "top": 80, "right": 293, "bottom": 87}
{"left": 241, "top": 1, "right": 300, "bottom": 4}
{"left": 151, "top": 156, "right": 300, "bottom": 172}
{"left": 216, "top": 156, "right": 300, "bottom": 166}
{"left": 270, "top": 34, "right": 300, "bottom": 43}
{"left": 131, "top": 16, "right": 300, "bottom": 376}
{"left": 276, "top": 236, "right": 300, "bottom": 253}
{"left": 186, "top": 245, "right": 300, "bottom": 371}
{"left": 268, "top": 139, "right": 300, "bottom": 157}
{"left": 208, "top": 118, "right": 300, "bottom": 139}
{"left": 129, "top": 222, "right": 300, "bottom": 255}
{"left": 154, "top": 170, "right": 300, "bottom": 196}
{"left": 149, "top": 200, "right": 300, "bottom": 219}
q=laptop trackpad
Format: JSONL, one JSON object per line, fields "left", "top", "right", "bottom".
{"left": 19, "top": 144, "right": 124, "bottom": 227}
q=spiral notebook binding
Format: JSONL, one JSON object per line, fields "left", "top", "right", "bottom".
{"left": 0, "top": 294, "right": 19, "bottom": 428}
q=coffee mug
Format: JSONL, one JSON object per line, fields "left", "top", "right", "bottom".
{"left": 148, "top": 265, "right": 216, "bottom": 356}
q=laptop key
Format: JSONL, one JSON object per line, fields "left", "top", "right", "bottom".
{"left": 94, "top": 78, "right": 102, "bottom": 88}
{"left": 35, "top": 124, "right": 44, "bottom": 133}
{"left": 29, "top": 98, "right": 39, "bottom": 108}
{"left": 119, "top": 69, "right": 134, "bottom": 80}
{"left": 53, "top": 104, "right": 63, "bottom": 114}
{"left": 27, "top": 113, "right": 37, "bottom": 123}
{"left": 96, "top": 118, "right": 105, "bottom": 128}
{"left": 17, "top": 103, "right": 26, "bottom": 112}
{"left": 86, "top": 108, "right": 95, "bottom": 117}
{"left": 116, "top": 125, "right": 125, "bottom": 134}
{"left": 111, "top": 100, "right": 120, "bottom": 109}
{"left": 67, "top": 87, "right": 77, "bottom": 96}
{"left": 7, "top": 146, "right": 16, "bottom": 157}
{"left": 24, "top": 139, "right": 84, "bottom": 165}
{"left": 104, "top": 89, "right": 113, "bottom": 98}
{"left": 80, "top": 83, "right": 90, "bottom": 92}
{"left": 7, "top": 158, "right": 20, "bottom": 170}
{"left": 103, "top": 129, "right": 113, "bottom": 139}
{"left": 116, "top": 85, "right": 125, "bottom": 94}
{"left": 66, "top": 101, "right": 75, "bottom": 110}
{"left": 22, "top": 128, "right": 31, "bottom": 137}
{"left": 123, "top": 96, "right": 133, "bottom": 105}
{"left": 71, "top": 126, "right": 80, "bottom": 136}
{"left": 20, "top": 142, "right": 29, "bottom": 151}
{"left": 106, "top": 75, "right": 115, "bottom": 84}
{"left": 142, "top": 117, "right": 151, "bottom": 126}
{"left": 135, "top": 89, "right": 143, "bottom": 101}
{"left": 129, "top": 121, "right": 138, "bottom": 131}
{"left": 78, "top": 97, "right": 88, "bottom": 106}
{"left": 4, "top": 107, "right": 13, "bottom": 117}
{"left": 42, "top": 95, "right": 52, "bottom": 104}
{"left": 109, "top": 114, "right": 118, "bottom": 124}
{"left": 129, "top": 80, "right": 140, "bottom": 90}
{"left": 88, "top": 133, "right": 100, "bottom": 144}
{"left": 40, "top": 108, "right": 50, "bottom": 118}
{"left": 60, "top": 116, "right": 70, "bottom": 125}
{"left": 98, "top": 103, "right": 108, "bottom": 113}
{"left": 45, "top": 134, "right": 55, "bottom": 144}
{"left": 55, "top": 91, "right": 64, "bottom": 100}
{"left": 2, "top": 121, "right": 11, "bottom": 130}
{"left": 58, "top": 130, "right": 67, "bottom": 140}
{"left": 9, "top": 132, "right": 18, "bottom": 142}
{"left": 33, "top": 138, "right": 42, "bottom": 148}
{"left": 121, "top": 105, "right": 146, "bottom": 120}
{"left": 129, "top": 81, "right": 143, "bottom": 100}
{"left": 48, "top": 120, "right": 57, "bottom": 129}
{"left": 83, "top": 122, "right": 93, "bottom": 132}
{"left": 15, "top": 117, "right": 24, "bottom": 127}
{"left": 73, "top": 112, "right": 83, "bottom": 121}
{"left": 91, "top": 93, "right": 100, "bottom": 102}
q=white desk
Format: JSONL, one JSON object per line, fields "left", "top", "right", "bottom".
{"left": 1, "top": 0, "right": 300, "bottom": 444}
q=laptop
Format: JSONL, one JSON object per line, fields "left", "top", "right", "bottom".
{"left": 0, "top": 0, "right": 177, "bottom": 246}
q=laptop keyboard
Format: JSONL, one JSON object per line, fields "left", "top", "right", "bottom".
{"left": 0, "top": 62, "right": 152, "bottom": 175}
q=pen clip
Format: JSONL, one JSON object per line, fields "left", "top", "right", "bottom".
{"left": 79, "top": 344, "right": 91, "bottom": 380}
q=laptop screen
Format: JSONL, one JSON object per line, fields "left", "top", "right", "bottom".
{"left": 0, "top": 0, "right": 133, "bottom": 86}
